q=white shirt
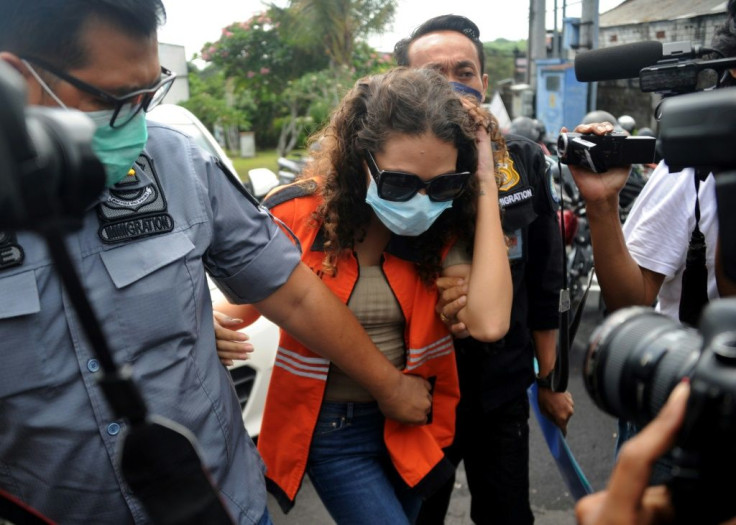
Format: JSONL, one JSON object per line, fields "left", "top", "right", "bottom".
{"left": 622, "top": 161, "right": 720, "bottom": 320}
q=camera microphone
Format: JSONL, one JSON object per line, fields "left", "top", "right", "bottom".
{"left": 575, "top": 41, "right": 698, "bottom": 82}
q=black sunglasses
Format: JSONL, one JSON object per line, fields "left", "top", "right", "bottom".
{"left": 23, "top": 56, "right": 176, "bottom": 128}
{"left": 365, "top": 151, "right": 471, "bottom": 202}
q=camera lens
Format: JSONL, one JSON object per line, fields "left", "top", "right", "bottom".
{"left": 583, "top": 306, "right": 701, "bottom": 426}
{"left": 557, "top": 133, "right": 570, "bottom": 159}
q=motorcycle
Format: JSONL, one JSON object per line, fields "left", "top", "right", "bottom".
{"left": 246, "top": 152, "right": 312, "bottom": 202}
{"left": 277, "top": 153, "right": 309, "bottom": 185}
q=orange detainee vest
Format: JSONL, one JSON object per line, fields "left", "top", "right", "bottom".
{"left": 257, "top": 180, "right": 460, "bottom": 512}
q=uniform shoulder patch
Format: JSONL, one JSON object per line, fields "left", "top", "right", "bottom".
{"left": 262, "top": 179, "right": 319, "bottom": 210}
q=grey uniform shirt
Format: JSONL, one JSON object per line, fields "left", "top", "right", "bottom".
{"left": 0, "top": 123, "right": 301, "bottom": 524}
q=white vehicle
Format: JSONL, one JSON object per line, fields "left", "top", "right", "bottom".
{"left": 208, "top": 278, "right": 279, "bottom": 440}
{"left": 146, "top": 104, "right": 279, "bottom": 439}
{"left": 146, "top": 104, "right": 280, "bottom": 200}
{"left": 147, "top": 104, "right": 239, "bottom": 177}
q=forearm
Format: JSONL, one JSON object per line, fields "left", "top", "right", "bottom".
{"left": 255, "top": 263, "right": 402, "bottom": 398}
{"left": 460, "top": 180, "right": 512, "bottom": 341}
{"left": 533, "top": 329, "right": 557, "bottom": 377}
{"left": 586, "top": 198, "right": 658, "bottom": 311}
{"left": 212, "top": 300, "right": 261, "bottom": 329}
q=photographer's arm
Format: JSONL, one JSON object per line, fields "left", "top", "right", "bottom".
{"left": 716, "top": 240, "right": 736, "bottom": 297}
{"left": 585, "top": 192, "right": 665, "bottom": 311}
{"left": 566, "top": 122, "right": 665, "bottom": 312}
{"left": 255, "top": 262, "right": 432, "bottom": 425}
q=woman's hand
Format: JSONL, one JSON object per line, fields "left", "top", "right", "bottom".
{"left": 460, "top": 98, "right": 497, "bottom": 189}
{"left": 213, "top": 310, "right": 254, "bottom": 366}
{"left": 435, "top": 275, "right": 470, "bottom": 339}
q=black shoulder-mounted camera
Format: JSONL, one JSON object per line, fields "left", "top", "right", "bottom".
{"left": 557, "top": 132, "right": 657, "bottom": 173}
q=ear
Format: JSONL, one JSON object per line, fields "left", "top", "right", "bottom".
{"left": 481, "top": 73, "right": 489, "bottom": 102}
{"left": 0, "top": 52, "right": 44, "bottom": 104}
{"left": 0, "top": 52, "right": 28, "bottom": 78}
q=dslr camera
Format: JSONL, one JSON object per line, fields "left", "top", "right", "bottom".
{"left": 583, "top": 300, "right": 736, "bottom": 525}
{"left": 557, "top": 132, "right": 657, "bottom": 173}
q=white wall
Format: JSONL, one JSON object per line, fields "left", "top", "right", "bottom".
{"left": 158, "top": 42, "right": 189, "bottom": 104}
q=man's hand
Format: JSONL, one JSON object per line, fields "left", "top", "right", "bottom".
{"left": 436, "top": 276, "right": 470, "bottom": 338}
{"left": 375, "top": 373, "right": 433, "bottom": 425}
{"left": 564, "top": 122, "right": 632, "bottom": 206}
{"left": 575, "top": 381, "right": 691, "bottom": 525}
{"left": 213, "top": 310, "right": 253, "bottom": 366}
{"left": 538, "top": 387, "right": 574, "bottom": 436}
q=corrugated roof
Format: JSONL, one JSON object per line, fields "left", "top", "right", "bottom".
{"left": 600, "top": 0, "right": 728, "bottom": 26}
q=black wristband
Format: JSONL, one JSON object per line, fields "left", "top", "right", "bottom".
{"left": 536, "top": 371, "right": 554, "bottom": 389}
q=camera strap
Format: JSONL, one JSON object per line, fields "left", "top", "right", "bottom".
{"left": 554, "top": 157, "right": 571, "bottom": 392}
{"left": 39, "top": 225, "right": 236, "bottom": 524}
{"left": 678, "top": 170, "right": 709, "bottom": 326}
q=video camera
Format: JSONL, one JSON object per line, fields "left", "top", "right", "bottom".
{"left": 558, "top": 40, "right": 736, "bottom": 172}
{"left": 557, "top": 131, "right": 656, "bottom": 173}
{"left": 574, "top": 40, "right": 736, "bottom": 96}
{"left": 572, "top": 40, "right": 736, "bottom": 525}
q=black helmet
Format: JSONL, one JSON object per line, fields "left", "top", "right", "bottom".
{"left": 637, "top": 127, "right": 656, "bottom": 137}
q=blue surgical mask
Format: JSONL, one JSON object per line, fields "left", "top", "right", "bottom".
{"left": 365, "top": 178, "right": 452, "bottom": 236}
{"left": 87, "top": 110, "right": 148, "bottom": 187}
{"left": 449, "top": 81, "right": 483, "bottom": 103}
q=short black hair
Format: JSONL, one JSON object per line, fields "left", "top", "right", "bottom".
{"left": 0, "top": 0, "right": 166, "bottom": 68}
{"left": 394, "top": 15, "right": 485, "bottom": 73}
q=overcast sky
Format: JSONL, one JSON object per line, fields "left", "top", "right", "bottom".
{"left": 158, "top": 0, "right": 626, "bottom": 60}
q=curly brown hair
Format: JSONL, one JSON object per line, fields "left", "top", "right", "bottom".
{"left": 303, "top": 67, "right": 507, "bottom": 283}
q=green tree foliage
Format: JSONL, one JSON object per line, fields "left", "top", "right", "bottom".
{"left": 483, "top": 39, "right": 526, "bottom": 86}
{"left": 277, "top": 0, "right": 396, "bottom": 67}
{"left": 199, "top": 9, "right": 330, "bottom": 149}
{"left": 181, "top": 67, "right": 253, "bottom": 131}
{"left": 201, "top": 10, "right": 328, "bottom": 94}
{"left": 188, "top": 0, "right": 401, "bottom": 154}
{"left": 181, "top": 66, "right": 256, "bottom": 151}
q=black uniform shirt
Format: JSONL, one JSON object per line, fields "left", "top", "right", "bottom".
{"left": 454, "top": 135, "right": 563, "bottom": 412}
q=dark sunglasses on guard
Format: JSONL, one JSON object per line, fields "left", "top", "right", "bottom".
{"left": 22, "top": 56, "right": 176, "bottom": 128}
{"left": 365, "top": 151, "right": 471, "bottom": 202}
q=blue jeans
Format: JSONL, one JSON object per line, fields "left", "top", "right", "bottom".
{"left": 306, "top": 401, "right": 422, "bottom": 524}
{"left": 256, "top": 506, "right": 273, "bottom": 525}
{"left": 617, "top": 418, "right": 674, "bottom": 485}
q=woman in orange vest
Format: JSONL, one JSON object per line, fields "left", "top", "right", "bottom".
{"left": 214, "top": 67, "right": 512, "bottom": 524}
